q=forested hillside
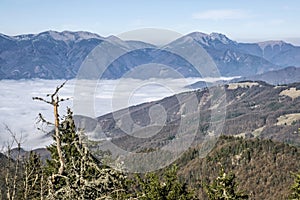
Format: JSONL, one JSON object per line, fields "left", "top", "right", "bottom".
{"left": 177, "top": 136, "right": 300, "bottom": 199}
{"left": 1, "top": 82, "right": 300, "bottom": 199}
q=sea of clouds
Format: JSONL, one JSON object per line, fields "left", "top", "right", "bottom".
{"left": 0, "top": 77, "right": 232, "bottom": 150}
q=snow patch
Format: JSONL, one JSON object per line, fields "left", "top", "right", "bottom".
{"left": 210, "top": 32, "right": 232, "bottom": 44}
{"left": 49, "top": 31, "right": 76, "bottom": 41}
{"left": 188, "top": 32, "right": 235, "bottom": 46}
{"left": 0, "top": 33, "right": 14, "bottom": 40}
{"left": 258, "top": 40, "right": 286, "bottom": 50}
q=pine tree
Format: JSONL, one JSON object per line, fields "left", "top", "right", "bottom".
{"left": 45, "top": 108, "right": 128, "bottom": 199}
{"left": 163, "top": 165, "right": 196, "bottom": 200}
{"left": 135, "top": 165, "right": 196, "bottom": 200}
{"left": 205, "top": 167, "right": 248, "bottom": 200}
{"left": 289, "top": 172, "right": 300, "bottom": 200}
{"left": 34, "top": 82, "right": 128, "bottom": 199}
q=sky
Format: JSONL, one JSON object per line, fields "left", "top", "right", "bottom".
{"left": 1, "top": 0, "right": 300, "bottom": 44}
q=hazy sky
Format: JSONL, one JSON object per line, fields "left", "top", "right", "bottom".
{"left": 1, "top": 0, "right": 300, "bottom": 44}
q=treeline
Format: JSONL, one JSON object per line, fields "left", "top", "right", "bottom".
{"left": 1, "top": 109, "right": 249, "bottom": 199}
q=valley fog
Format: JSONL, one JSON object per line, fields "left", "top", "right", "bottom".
{"left": 0, "top": 77, "right": 230, "bottom": 149}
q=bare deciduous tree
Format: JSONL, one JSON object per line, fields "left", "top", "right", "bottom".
{"left": 4, "top": 125, "right": 23, "bottom": 200}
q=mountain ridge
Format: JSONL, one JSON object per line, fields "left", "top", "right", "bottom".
{"left": 70, "top": 81, "right": 300, "bottom": 153}
{"left": 3, "top": 30, "right": 299, "bottom": 46}
{"left": 232, "top": 66, "right": 300, "bottom": 85}
{"left": 1, "top": 30, "right": 300, "bottom": 80}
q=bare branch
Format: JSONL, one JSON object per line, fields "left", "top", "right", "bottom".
{"left": 4, "top": 124, "right": 23, "bottom": 149}
{"left": 36, "top": 113, "right": 54, "bottom": 126}
{"left": 32, "top": 97, "right": 52, "bottom": 105}
{"left": 59, "top": 97, "right": 71, "bottom": 102}
{"left": 51, "top": 80, "right": 67, "bottom": 100}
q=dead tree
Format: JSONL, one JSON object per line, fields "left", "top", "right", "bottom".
{"left": 4, "top": 125, "right": 23, "bottom": 200}
{"left": 33, "top": 81, "right": 69, "bottom": 175}
{"left": 23, "top": 151, "right": 45, "bottom": 200}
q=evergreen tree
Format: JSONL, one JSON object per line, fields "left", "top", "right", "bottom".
{"left": 205, "top": 167, "right": 248, "bottom": 200}
{"left": 45, "top": 108, "right": 128, "bottom": 199}
{"left": 135, "top": 165, "right": 196, "bottom": 200}
{"left": 33, "top": 82, "right": 128, "bottom": 199}
{"left": 289, "top": 172, "right": 300, "bottom": 200}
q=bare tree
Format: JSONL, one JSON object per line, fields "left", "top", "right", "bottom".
{"left": 23, "top": 151, "right": 45, "bottom": 200}
{"left": 33, "top": 81, "right": 69, "bottom": 175}
{"left": 32, "top": 81, "right": 128, "bottom": 199}
{"left": 4, "top": 125, "right": 23, "bottom": 200}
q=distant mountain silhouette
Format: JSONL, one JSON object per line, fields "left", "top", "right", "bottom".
{"left": 1, "top": 30, "right": 300, "bottom": 79}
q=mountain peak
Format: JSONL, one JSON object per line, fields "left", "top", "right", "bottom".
{"left": 187, "top": 31, "right": 235, "bottom": 45}
{"left": 187, "top": 32, "right": 209, "bottom": 38}
{"left": 41, "top": 30, "right": 104, "bottom": 41}
{"left": 106, "top": 35, "right": 130, "bottom": 47}
{"left": 209, "top": 32, "right": 233, "bottom": 44}
{"left": 186, "top": 32, "right": 208, "bottom": 40}
{"left": 46, "top": 30, "right": 75, "bottom": 41}
{"left": 258, "top": 40, "right": 291, "bottom": 49}
{"left": 6, "top": 30, "right": 104, "bottom": 42}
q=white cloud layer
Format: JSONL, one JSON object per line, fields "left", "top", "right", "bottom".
{"left": 0, "top": 78, "right": 232, "bottom": 150}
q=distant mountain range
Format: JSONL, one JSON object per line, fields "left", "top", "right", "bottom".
{"left": 187, "top": 66, "right": 300, "bottom": 89}
{"left": 1, "top": 30, "right": 300, "bottom": 80}
{"left": 232, "top": 66, "right": 300, "bottom": 85}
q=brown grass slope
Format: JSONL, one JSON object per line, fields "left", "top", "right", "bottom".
{"left": 94, "top": 81, "right": 300, "bottom": 152}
